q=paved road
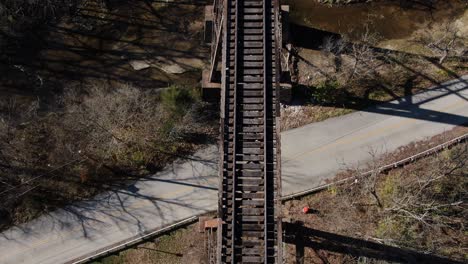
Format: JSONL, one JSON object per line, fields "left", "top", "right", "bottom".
{"left": 282, "top": 76, "right": 468, "bottom": 193}
{"left": 0, "top": 76, "right": 466, "bottom": 264}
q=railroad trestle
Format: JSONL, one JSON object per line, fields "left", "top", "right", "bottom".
{"left": 204, "top": 0, "right": 284, "bottom": 263}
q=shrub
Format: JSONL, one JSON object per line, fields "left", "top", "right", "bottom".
{"left": 310, "top": 80, "right": 341, "bottom": 104}
{"left": 0, "top": 82, "right": 214, "bottom": 229}
{"left": 160, "top": 86, "right": 199, "bottom": 118}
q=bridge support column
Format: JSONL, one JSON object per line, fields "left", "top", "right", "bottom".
{"left": 202, "top": 69, "right": 221, "bottom": 101}
{"left": 280, "top": 5, "right": 292, "bottom": 104}
{"left": 202, "top": 3, "right": 222, "bottom": 102}
{"left": 204, "top": 5, "right": 214, "bottom": 45}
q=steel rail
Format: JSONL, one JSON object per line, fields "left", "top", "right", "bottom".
{"left": 219, "top": 0, "right": 280, "bottom": 262}
{"left": 230, "top": 0, "right": 240, "bottom": 261}
{"left": 262, "top": 0, "right": 269, "bottom": 262}
{"left": 273, "top": 1, "right": 282, "bottom": 262}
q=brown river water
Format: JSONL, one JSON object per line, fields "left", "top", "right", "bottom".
{"left": 284, "top": 0, "right": 467, "bottom": 41}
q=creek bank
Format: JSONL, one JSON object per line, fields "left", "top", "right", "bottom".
{"left": 281, "top": 0, "right": 467, "bottom": 130}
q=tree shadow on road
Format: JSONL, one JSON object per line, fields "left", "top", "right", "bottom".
{"left": 0, "top": 145, "right": 218, "bottom": 247}
{"left": 287, "top": 23, "right": 467, "bottom": 127}
{"left": 54, "top": 146, "right": 218, "bottom": 238}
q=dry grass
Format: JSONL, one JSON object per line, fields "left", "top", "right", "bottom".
{"left": 281, "top": 104, "right": 352, "bottom": 130}
{"left": 95, "top": 222, "right": 209, "bottom": 264}
{"left": 0, "top": 83, "right": 216, "bottom": 229}
{"left": 283, "top": 128, "right": 468, "bottom": 263}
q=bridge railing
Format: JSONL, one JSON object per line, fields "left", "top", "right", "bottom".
{"left": 208, "top": 0, "right": 225, "bottom": 82}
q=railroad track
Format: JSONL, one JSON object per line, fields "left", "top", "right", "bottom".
{"left": 219, "top": 0, "right": 281, "bottom": 263}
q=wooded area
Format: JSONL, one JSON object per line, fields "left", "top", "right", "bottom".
{"left": 0, "top": 0, "right": 215, "bottom": 229}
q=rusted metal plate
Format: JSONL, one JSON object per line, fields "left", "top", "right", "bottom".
{"left": 205, "top": 218, "right": 222, "bottom": 229}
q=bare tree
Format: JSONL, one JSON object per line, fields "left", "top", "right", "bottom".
{"left": 0, "top": 81, "right": 213, "bottom": 228}
{"left": 321, "top": 24, "right": 382, "bottom": 86}
{"left": 344, "top": 26, "right": 381, "bottom": 84}
{"left": 418, "top": 20, "right": 466, "bottom": 64}
{"left": 60, "top": 83, "right": 166, "bottom": 169}
{"left": 0, "top": 0, "right": 81, "bottom": 68}
{"left": 339, "top": 147, "right": 386, "bottom": 209}
{"left": 0, "top": 0, "right": 79, "bottom": 21}
{"left": 385, "top": 145, "right": 467, "bottom": 228}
